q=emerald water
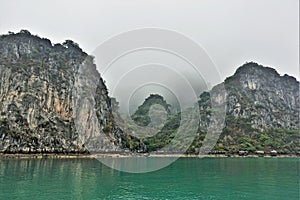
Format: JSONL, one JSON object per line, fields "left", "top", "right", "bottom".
{"left": 0, "top": 158, "right": 298, "bottom": 200}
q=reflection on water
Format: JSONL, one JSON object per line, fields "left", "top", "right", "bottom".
{"left": 0, "top": 158, "right": 120, "bottom": 199}
{"left": 97, "top": 156, "right": 178, "bottom": 173}
{"left": 0, "top": 158, "right": 299, "bottom": 200}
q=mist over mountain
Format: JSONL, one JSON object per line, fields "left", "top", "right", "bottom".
{"left": 0, "top": 31, "right": 299, "bottom": 155}
{"left": 131, "top": 62, "right": 299, "bottom": 154}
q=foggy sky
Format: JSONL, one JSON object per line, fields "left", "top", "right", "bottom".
{"left": 0, "top": 0, "right": 298, "bottom": 80}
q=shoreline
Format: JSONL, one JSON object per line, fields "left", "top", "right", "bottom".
{"left": 0, "top": 153, "right": 299, "bottom": 159}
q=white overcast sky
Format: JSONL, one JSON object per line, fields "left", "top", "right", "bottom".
{"left": 0, "top": 0, "right": 299, "bottom": 81}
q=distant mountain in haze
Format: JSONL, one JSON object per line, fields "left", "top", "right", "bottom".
{"left": 131, "top": 94, "right": 171, "bottom": 126}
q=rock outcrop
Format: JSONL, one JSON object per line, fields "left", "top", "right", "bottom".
{"left": 0, "top": 30, "right": 144, "bottom": 153}
{"left": 225, "top": 62, "right": 299, "bottom": 130}
{"left": 193, "top": 62, "right": 300, "bottom": 154}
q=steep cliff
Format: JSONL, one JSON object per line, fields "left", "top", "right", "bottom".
{"left": 0, "top": 30, "right": 144, "bottom": 153}
{"left": 192, "top": 62, "right": 300, "bottom": 154}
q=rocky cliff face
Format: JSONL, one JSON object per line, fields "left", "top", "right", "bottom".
{"left": 225, "top": 62, "right": 299, "bottom": 130}
{"left": 0, "top": 31, "right": 298, "bottom": 154}
{"left": 0, "top": 30, "right": 143, "bottom": 153}
{"left": 194, "top": 62, "right": 300, "bottom": 154}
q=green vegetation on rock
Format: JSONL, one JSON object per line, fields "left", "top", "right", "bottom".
{"left": 131, "top": 62, "right": 300, "bottom": 155}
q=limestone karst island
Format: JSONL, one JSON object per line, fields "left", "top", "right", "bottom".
{"left": 0, "top": 31, "right": 299, "bottom": 157}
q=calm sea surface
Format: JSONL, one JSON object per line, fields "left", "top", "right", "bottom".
{"left": 0, "top": 157, "right": 298, "bottom": 200}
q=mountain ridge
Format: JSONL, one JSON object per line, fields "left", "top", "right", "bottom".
{"left": 0, "top": 30, "right": 298, "bottom": 155}
{"left": 133, "top": 62, "right": 299, "bottom": 154}
{"left": 194, "top": 62, "right": 299, "bottom": 154}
